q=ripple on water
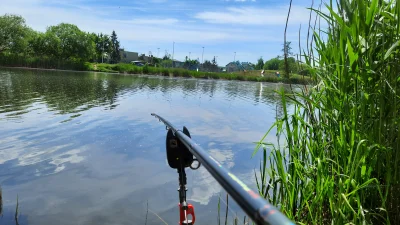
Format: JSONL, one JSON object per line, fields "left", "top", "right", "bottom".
{"left": 0, "top": 68, "right": 295, "bottom": 225}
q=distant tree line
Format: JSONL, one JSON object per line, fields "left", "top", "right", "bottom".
{"left": 0, "top": 14, "right": 121, "bottom": 64}
{"left": 255, "top": 42, "right": 311, "bottom": 76}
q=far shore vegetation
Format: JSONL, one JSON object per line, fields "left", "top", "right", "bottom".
{"left": 0, "top": 14, "right": 312, "bottom": 84}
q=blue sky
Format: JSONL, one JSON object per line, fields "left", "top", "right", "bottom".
{"left": 1, "top": 0, "right": 324, "bottom": 65}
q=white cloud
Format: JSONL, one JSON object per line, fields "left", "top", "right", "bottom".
{"left": 194, "top": 5, "right": 311, "bottom": 25}
{"left": 114, "top": 18, "right": 179, "bottom": 25}
{"left": 0, "top": 0, "right": 318, "bottom": 65}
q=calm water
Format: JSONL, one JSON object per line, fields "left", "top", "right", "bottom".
{"left": 0, "top": 68, "right": 291, "bottom": 225}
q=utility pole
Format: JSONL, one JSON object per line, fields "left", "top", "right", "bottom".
{"left": 172, "top": 42, "right": 175, "bottom": 68}
{"left": 102, "top": 37, "right": 104, "bottom": 63}
{"left": 202, "top": 47, "right": 204, "bottom": 64}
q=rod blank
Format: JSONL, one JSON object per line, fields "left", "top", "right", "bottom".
{"left": 151, "top": 113, "right": 294, "bottom": 225}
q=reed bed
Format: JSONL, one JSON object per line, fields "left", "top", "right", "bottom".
{"left": 254, "top": 0, "right": 399, "bottom": 224}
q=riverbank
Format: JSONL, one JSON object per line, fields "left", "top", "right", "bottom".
{"left": 87, "top": 63, "right": 312, "bottom": 84}
{"left": 0, "top": 56, "right": 312, "bottom": 85}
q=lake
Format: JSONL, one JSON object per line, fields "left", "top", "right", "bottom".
{"left": 0, "top": 68, "right": 291, "bottom": 225}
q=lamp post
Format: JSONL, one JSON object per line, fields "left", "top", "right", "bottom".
{"left": 172, "top": 42, "right": 175, "bottom": 68}
{"left": 202, "top": 47, "right": 204, "bottom": 64}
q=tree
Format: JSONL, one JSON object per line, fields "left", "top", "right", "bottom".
{"left": 163, "top": 51, "right": 171, "bottom": 60}
{"left": 255, "top": 57, "right": 264, "bottom": 70}
{"left": 279, "top": 57, "right": 298, "bottom": 73}
{"left": 202, "top": 59, "right": 218, "bottom": 72}
{"left": 93, "top": 33, "right": 111, "bottom": 63}
{"left": 46, "top": 23, "right": 95, "bottom": 60}
{"left": 281, "top": 41, "right": 293, "bottom": 57}
{"left": 29, "top": 31, "right": 61, "bottom": 58}
{"left": 282, "top": 41, "right": 293, "bottom": 78}
{"left": 0, "top": 14, "right": 32, "bottom": 54}
{"left": 110, "top": 30, "right": 121, "bottom": 64}
{"left": 212, "top": 56, "right": 217, "bottom": 66}
{"left": 263, "top": 57, "right": 281, "bottom": 70}
{"left": 139, "top": 54, "right": 145, "bottom": 61}
{"left": 183, "top": 56, "right": 199, "bottom": 70}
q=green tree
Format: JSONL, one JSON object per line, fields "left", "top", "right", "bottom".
{"left": 212, "top": 56, "right": 217, "bottom": 66}
{"left": 29, "top": 31, "right": 61, "bottom": 57}
{"left": 255, "top": 57, "right": 264, "bottom": 70}
{"left": 93, "top": 33, "right": 111, "bottom": 63}
{"left": 282, "top": 41, "right": 293, "bottom": 78}
{"left": 202, "top": 59, "right": 218, "bottom": 72}
{"left": 183, "top": 56, "right": 199, "bottom": 70}
{"left": 138, "top": 54, "right": 145, "bottom": 61}
{"left": 263, "top": 57, "right": 281, "bottom": 70}
{"left": 46, "top": 23, "right": 95, "bottom": 60}
{"left": 110, "top": 30, "right": 120, "bottom": 64}
{"left": 278, "top": 57, "right": 297, "bottom": 73}
{"left": 281, "top": 41, "right": 293, "bottom": 57}
{"left": 0, "top": 14, "right": 32, "bottom": 54}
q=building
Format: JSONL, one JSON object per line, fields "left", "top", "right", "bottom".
{"left": 225, "top": 62, "right": 240, "bottom": 72}
{"left": 241, "top": 62, "right": 255, "bottom": 71}
{"left": 120, "top": 50, "right": 139, "bottom": 63}
{"left": 225, "top": 61, "right": 254, "bottom": 72}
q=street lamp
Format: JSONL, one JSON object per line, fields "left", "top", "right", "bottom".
{"left": 172, "top": 42, "right": 175, "bottom": 67}
{"left": 202, "top": 47, "right": 204, "bottom": 64}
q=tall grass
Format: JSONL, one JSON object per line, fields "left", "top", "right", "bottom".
{"left": 0, "top": 53, "right": 89, "bottom": 71}
{"left": 254, "top": 0, "right": 399, "bottom": 224}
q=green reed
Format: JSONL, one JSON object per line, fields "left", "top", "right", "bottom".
{"left": 254, "top": 0, "right": 399, "bottom": 224}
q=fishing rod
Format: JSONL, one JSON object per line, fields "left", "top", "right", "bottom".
{"left": 151, "top": 113, "right": 295, "bottom": 225}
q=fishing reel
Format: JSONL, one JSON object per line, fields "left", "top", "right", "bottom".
{"left": 166, "top": 126, "right": 201, "bottom": 170}
{"left": 166, "top": 126, "right": 199, "bottom": 225}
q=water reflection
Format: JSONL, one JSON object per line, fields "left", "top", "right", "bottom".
{"left": 0, "top": 68, "right": 295, "bottom": 225}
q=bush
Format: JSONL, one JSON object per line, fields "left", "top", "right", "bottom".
{"left": 172, "top": 69, "right": 181, "bottom": 77}
{"left": 142, "top": 65, "right": 149, "bottom": 74}
{"left": 161, "top": 68, "right": 169, "bottom": 76}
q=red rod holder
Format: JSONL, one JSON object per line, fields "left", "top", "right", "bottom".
{"left": 179, "top": 203, "right": 195, "bottom": 225}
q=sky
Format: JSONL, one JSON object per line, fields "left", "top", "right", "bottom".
{"left": 0, "top": 0, "right": 325, "bottom": 66}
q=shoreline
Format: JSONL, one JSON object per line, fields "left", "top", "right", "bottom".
{"left": 0, "top": 65, "right": 312, "bottom": 85}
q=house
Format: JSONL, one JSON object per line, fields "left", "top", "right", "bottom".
{"left": 173, "top": 60, "right": 184, "bottom": 68}
{"left": 120, "top": 49, "right": 139, "bottom": 63}
{"left": 225, "top": 62, "right": 240, "bottom": 72}
{"left": 225, "top": 61, "right": 254, "bottom": 72}
{"left": 241, "top": 62, "right": 255, "bottom": 71}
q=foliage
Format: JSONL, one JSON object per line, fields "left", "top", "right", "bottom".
{"left": 110, "top": 30, "right": 121, "bottom": 64}
{"left": 46, "top": 23, "right": 96, "bottom": 60}
{"left": 160, "top": 59, "right": 173, "bottom": 68}
{"left": 263, "top": 57, "right": 281, "bottom": 70}
{"left": 138, "top": 54, "right": 145, "bottom": 61}
{"left": 281, "top": 41, "right": 293, "bottom": 57}
{"left": 202, "top": 59, "right": 218, "bottom": 72}
{"left": 0, "top": 53, "right": 89, "bottom": 70}
{"left": 93, "top": 33, "right": 111, "bottom": 63}
{"left": 278, "top": 57, "right": 297, "bottom": 73}
{"left": 255, "top": 57, "right": 264, "bottom": 70}
{"left": 183, "top": 56, "right": 199, "bottom": 70}
{"left": 255, "top": 0, "right": 400, "bottom": 224}
{"left": 0, "top": 14, "right": 33, "bottom": 54}
{"left": 0, "top": 13, "right": 120, "bottom": 65}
